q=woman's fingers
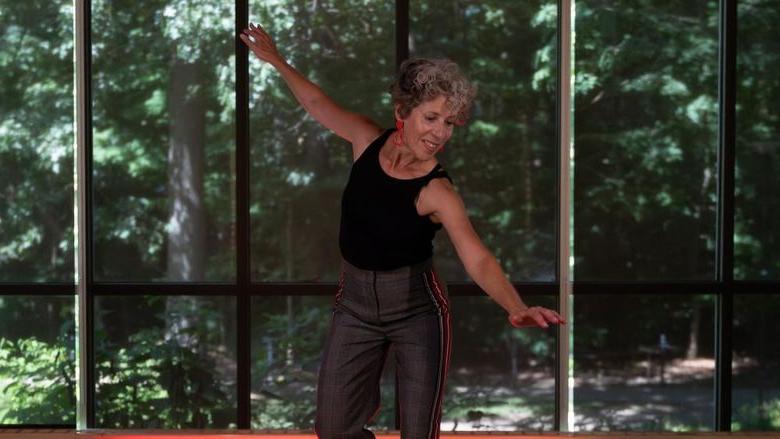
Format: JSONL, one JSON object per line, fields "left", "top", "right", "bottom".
{"left": 508, "top": 314, "right": 536, "bottom": 328}
{"left": 508, "top": 309, "right": 547, "bottom": 328}
{"left": 248, "top": 22, "right": 271, "bottom": 43}
{"left": 239, "top": 33, "right": 255, "bottom": 50}
{"left": 240, "top": 31, "right": 271, "bottom": 59}
{"left": 530, "top": 310, "right": 549, "bottom": 328}
{"left": 247, "top": 23, "right": 262, "bottom": 39}
{"left": 509, "top": 306, "right": 565, "bottom": 329}
{"left": 242, "top": 29, "right": 260, "bottom": 44}
{"left": 242, "top": 24, "right": 278, "bottom": 58}
{"left": 541, "top": 308, "right": 565, "bottom": 324}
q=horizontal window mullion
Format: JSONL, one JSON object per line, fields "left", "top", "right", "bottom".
{"left": 0, "top": 284, "right": 75, "bottom": 295}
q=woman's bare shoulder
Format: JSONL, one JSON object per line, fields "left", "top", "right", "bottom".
{"left": 418, "top": 176, "right": 459, "bottom": 218}
{"left": 351, "top": 123, "right": 386, "bottom": 161}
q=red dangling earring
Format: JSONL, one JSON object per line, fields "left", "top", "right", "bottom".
{"left": 394, "top": 119, "right": 404, "bottom": 147}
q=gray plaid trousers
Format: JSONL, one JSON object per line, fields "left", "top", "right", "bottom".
{"left": 315, "top": 258, "right": 451, "bottom": 439}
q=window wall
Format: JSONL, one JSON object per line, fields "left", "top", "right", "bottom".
{"left": 1, "top": 0, "right": 778, "bottom": 433}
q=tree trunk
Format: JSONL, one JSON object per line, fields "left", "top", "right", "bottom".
{"left": 686, "top": 304, "right": 700, "bottom": 359}
{"left": 166, "top": 59, "right": 206, "bottom": 282}
{"left": 285, "top": 205, "right": 294, "bottom": 366}
{"left": 164, "top": 59, "right": 208, "bottom": 417}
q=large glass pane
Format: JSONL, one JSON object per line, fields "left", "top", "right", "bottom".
{"left": 442, "top": 295, "right": 557, "bottom": 431}
{"left": 95, "top": 295, "right": 236, "bottom": 428}
{"left": 732, "top": 294, "right": 780, "bottom": 431}
{"left": 0, "top": 2, "right": 74, "bottom": 282}
{"left": 573, "top": 294, "right": 715, "bottom": 431}
{"left": 734, "top": 1, "right": 780, "bottom": 280}
{"left": 0, "top": 296, "right": 75, "bottom": 424}
{"left": 411, "top": 1, "right": 558, "bottom": 282}
{"left": 91, "top": 0, "right": 235, "bottom": 282}
{"left": 249, "top": 1, "right": 394, "bottom": 282}
{"left": 574, "top": 1, "right": 719, "bottom": 281}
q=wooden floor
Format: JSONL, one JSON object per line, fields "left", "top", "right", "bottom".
{"left": 2, "top": 431, "right": 780, "bottom": 439}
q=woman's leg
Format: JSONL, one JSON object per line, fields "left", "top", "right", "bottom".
{"left": 391, "top": 270, "right": 452, "bottom": 439}
{"left": 315, "top": 309, "right": 390, "bottom": 439}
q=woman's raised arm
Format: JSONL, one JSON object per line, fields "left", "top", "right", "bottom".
{"left": 240, "top": 23, "right": 381, "bottom": 149}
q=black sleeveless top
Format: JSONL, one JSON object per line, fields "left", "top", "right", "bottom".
{"left": 339, "top": 128, "right": 453, "bottom": 271}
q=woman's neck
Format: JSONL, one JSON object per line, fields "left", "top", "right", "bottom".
{"left": 387, "top": 145, "right": 418, "bottom": 172}
{"left": 379, "top": 131, "right": 437, "bottom": 176}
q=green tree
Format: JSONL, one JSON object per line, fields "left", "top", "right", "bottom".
{"left": 0, "top": 1, "right": 74, "bottom": 282}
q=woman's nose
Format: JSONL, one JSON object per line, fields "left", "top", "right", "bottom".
{"left": 433, "top": 123, "right": 447, "bottom": 139}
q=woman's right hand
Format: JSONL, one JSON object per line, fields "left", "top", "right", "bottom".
{"left": 240, "top": 22, "right": 285, "bottom": 67}
{"left": 508, "top": 306, "right": 565, "bottom": 329}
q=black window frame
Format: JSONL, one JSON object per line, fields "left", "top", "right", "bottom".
{"left": 1, "top": 0, "right": 777, "bottom": 432}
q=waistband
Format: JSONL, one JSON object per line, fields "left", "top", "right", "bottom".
{"left": 341, "top": 257, "right": 434, "bottom": 282}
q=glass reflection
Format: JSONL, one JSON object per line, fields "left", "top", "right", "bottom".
{"left": 0, "top": 1, "right": 74, "bottom": 282}
{"left": 95, "top": 295, "right": 236, "bottom": 428}
{"left": 0, "top": 296, "right": 75, "bottom": 424}
{"left": 91, "top": 0, "right": 236, "bottom": 282}
{"left": 732, "top": 294, "right": 780, "bottom": 431}
{"left": 248, "top": 0, "right": 394, "bottom": 282}
{"left": 411, "top": 0, "right": 558, "bottom": 282}
{"left": 442, "top": 295, "right": 556, "bottom": 431}
{"left": 574, "top": 1, "right": 719, "bottom": 281}
{"left": 573, "top": 294, "right": 715, "bottom": 431}
{"left": 734, "top": 1, "right": 780, "bottom": 281}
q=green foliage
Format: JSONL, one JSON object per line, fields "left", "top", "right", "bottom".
{"left": 574, "top": 0, "right": 721, "bottom": 280}
{"left": 1, "top": 0, "right": 779, "bottom": 432}
{"left": 96, "top": 329, "right": 232, "bottom": 428}
{"left": 90, "top": 0, "right": 235, "bottom": 281}
{"left": 251, "top": 297, "right": 331, "bottom": 428}
{"left": 0, "top": 0, "right": 74, "bottom": 282}
{"left": 410, "top": 0, "right": 558, "bottom": 282}
{"left": 0, "top": 337, "right": 75, "bottom": 424}
{"left": 733, "top": 400, "right": 780, "bottom": 431}
{"left": 94, "top": 296, "right": 235, "bottom": 428}
{"left": 247, "top": 0, "right": 394, "bottom": 281}
{"left": 733, "top": 0, "right": 780, "bottom": 280}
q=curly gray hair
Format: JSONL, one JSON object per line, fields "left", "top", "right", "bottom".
{"left": 389, "top": 58, "right": 477, "bottom": 125}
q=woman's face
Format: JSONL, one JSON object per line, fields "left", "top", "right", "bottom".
{"left": 398, "top": 95, "right": 456, "bottom": 159}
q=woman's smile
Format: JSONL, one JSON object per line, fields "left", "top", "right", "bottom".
{"left": 422, "top": 139, "right": 439, "bottom": 153}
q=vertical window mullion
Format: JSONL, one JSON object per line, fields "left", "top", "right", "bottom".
{"left": 74, "top": 0, "right": 95, "bottom": 429}
{"left": 716, "top": 0, "right": 737, "bottom": 431}
{"left": 557, "top": 0, "right": 573, "bottom": 432}
{"left": 236, "top": 0, "right": 251, "bottom": 429}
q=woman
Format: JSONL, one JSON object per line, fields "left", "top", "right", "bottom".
{"left": 241, "top": 23, "right": 564, "bottom": 438}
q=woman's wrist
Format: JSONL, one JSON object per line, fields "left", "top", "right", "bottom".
{"left": 269, "top": 57, "right": 290, "bottom": 71}
{"left": 507, "top": 303, "right": 529, "bottom": 315}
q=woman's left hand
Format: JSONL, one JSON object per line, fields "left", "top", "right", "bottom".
{"left": 508, "top": 306, "right": 565, "bottom": 328}
{"left": 240, "top": 22, "right": 285, "bottom": 67}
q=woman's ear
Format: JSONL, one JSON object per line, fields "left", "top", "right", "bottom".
{"left": 393, "top": 104, "right": 402, "bottom": 121}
